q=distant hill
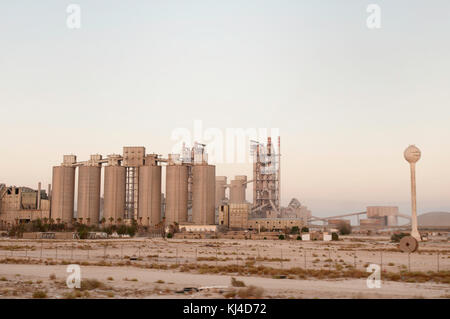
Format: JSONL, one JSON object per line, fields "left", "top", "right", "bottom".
{"left": 418, "top": 212, "right": 450, "bottom": 227}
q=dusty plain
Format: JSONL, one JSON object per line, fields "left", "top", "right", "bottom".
{"left": 0, "top": 235, "right": 448, "bottom": 299}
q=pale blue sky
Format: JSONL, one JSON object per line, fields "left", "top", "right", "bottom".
{"left": 1, "top": 1, "right": 449, "bottom": 217}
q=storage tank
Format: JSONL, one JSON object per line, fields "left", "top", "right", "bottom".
{"left": 230, "top": 175, "right": 247, "bottom": 204}
{"left": 77, "top": 165, "right": 101, "bottom": 225}
{"left": 192, "top": 164, "right": 216, "bottom": 225}
{"left": 138, "top": 155, "right": 162, "bottom": 227}
{"left": 165, "top": 160, "right": 189, "bottom": 225}
{"left": 51, "top": 166, "right": 75, "bottom": 223}
{"left": 103, "top": 164, "right": 126, "bottom": 224}
{"left": 215, "top": 176, "right": 227, "bottom": 208}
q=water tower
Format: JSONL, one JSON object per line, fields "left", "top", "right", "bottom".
{"left": 404, "top": 145, "right": 421, "bottom": 241}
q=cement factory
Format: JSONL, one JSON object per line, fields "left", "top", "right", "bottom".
{"left": 0, "top": 139, "right": 444, "bottom": 236}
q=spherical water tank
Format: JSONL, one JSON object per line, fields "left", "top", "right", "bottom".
{"left": 77, "top": 166, "right": 101, "bottom": 225}
{"left": 103, "top": 165, "right": 126, "bottom": 223}
{"left": 51, "top": 166, "right": 75, "bottom": 223}
{"left": 192, "top": 164, "right": 216, "bottom": 225}
{"left": 138, "top": 165, "right": 162, "bottom": 226}
{"left": 165, "top": 164, "right": 188, "bottom": 225}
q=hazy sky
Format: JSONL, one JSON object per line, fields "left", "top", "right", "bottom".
{"left": 1, "top": 1, "right": 449, "bottom": 218}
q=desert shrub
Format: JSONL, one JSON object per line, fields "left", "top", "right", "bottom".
{"left": 79, "top": 279, "right": 105, "bottom": 291}
{"left": 32, "top": 290, "right": 47, "bottom": 298}
{"left": 166, "top": 233, "right": 173, "bottom": 239}
{"left": 338, "top": 223, "right": 352, "bottom": 235}
{"left": 290, "top": 226, "right": 300, "bottom": 234}
{"left": 332, "top": 232, "right": 339, "bottom": 241}
{"left": 278, "top": 234, "right": 285, "bottom": 240}
{"left": 296, "top": 235, "right": 302, "bottom": 240}
{"left": 78, "top": 227, "right": 89, "bottom": 239}
{"left": 49, "top": 273, "right": 56, "bottom": 280}
{"left": 301, "top": 227, "right": 309, "bottom": 233}
{"left": 231, "top": 277, "right": 246, "bottom": 287}
{"left": 237, "top": 286, "right": 264, "bottom": 298}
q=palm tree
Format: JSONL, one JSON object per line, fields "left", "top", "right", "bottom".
{"left": 86, "top": 218, "right": 91, "bottom": 225}
{"left": 117, "top": 217, "right": 122, "bottom": 225}
{"left": 56, "top": 218, "right": 61, "bottom": 224}
{"left": 109, "top": 217, "right": 114, "bottom": 225}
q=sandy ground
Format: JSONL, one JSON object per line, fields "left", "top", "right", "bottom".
{"left": 0, "top": 264, "right": 448, "bottom": 299}
{"left": 0, "top": 236, "right": 448, "bottom": 299}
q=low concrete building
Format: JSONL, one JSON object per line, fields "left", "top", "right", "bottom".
{"left": 248, "top": 218, "right": 304, "bottom": 231}
{"left": 178, "top": 224, "right": 218, "bottom": 233}
{"left": 218, "top": 203, "right": 251, "bottom": 229}
{"left": 0, "top": 184, "right": 50, "bottom": 227}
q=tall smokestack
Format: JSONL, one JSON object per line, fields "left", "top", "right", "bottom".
{"left": 37, "top": 182, "right": 41, "bottom": 210}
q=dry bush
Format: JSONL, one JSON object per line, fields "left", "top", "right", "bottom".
{"left": 79, "top": 279, "right": 106, "bottom": 291}
{"left": 32, "top": 290, "right": 47, "bottom": 298}
{"left": 225, "top": 286, "right": 264, "bottom": 299}
{"left": 231, "top": 277, "right": 246, "bottom": 287}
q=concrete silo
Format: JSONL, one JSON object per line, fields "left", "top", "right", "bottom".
{"left": 215, "top": 176, "right": 227, "bottom": 208}
{"left": 77, "top": 155, "right": 102, "bottom": 225}
{"left": 138, "top": 155, "right": 162, "bottom": 227}
{"left": 51, "top": 156, "right": 76, "bottom": 223}
{"left": 165, "top": 154, "right": 188, "bottom": 225}
{"left": 230, "top": 175, "right": 247, "bottom": 204}
{"left": 192, "top": 164, "right": 216, "bottom": 225}
{"left": 103, "top": 155, "right": 126, "bottom": 224}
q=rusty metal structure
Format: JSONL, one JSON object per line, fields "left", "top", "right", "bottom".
{"left": 251, "top": 136, "right": 281, "bottom": 217}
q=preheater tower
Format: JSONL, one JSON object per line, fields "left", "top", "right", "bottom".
{"left": 138, "top": 154, "right": 162, "bottom": 226}
{"left": 77, "top": 155, "right": 102, "bottom": 225}
{"left": 51, "top": 155, "right": 76, "bottom": 223}
{"left": 103, "top": 155, "right": 126, "bottom": 223}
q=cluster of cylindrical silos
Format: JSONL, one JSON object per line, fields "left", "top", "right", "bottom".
{"left": 215, "top": 175, "right": 248, "bottom": 207}
{"left": 50, "top": 148, "right": 216, "bottom": 227}
{"left": 165, "top": 155, "right": 216, "bottom": 225}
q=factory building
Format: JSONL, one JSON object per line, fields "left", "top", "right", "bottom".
{"left": 219, "top": 203, "right": 251, "bottom": 229}
{"left": 248, "top": 218, "right": 304, "bottom": 231}
{"left": 366, "top": 206, "right": 399, "bottom": 227}
{"left": 0, "top": 183, "right": 50, "bottom": 227}
{"left": 219, "top": 203, "right": 305, "bottom": 231}
{"left": 49, "top": 144, "right": 216, "bottom": 227}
